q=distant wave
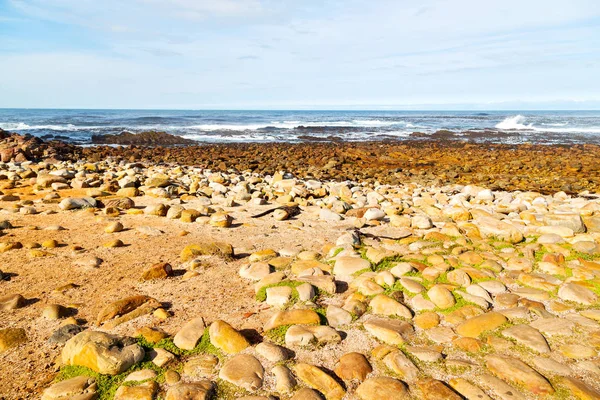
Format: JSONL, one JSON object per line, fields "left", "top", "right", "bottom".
{"left": 495, "top": 115, "right": 533, "bottom": 130}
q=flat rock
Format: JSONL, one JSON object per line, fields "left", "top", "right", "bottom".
{"left": 180, "top": 242, "right": 234, "bottom": 261}
{"left": 485, "top": 354, "right": 554, "bottom": 395}
{"left": 355, "top": 377, "right": 408, "bottom": 400}
{"left": 173, "top": 317, "right": 206, "bottom": 350}
{"left": 293, "top": 363, "right": 345, "bottom": 400}
{"left": 219, "top": 354, "right": 264, "bottom": 390}
{"left": 558, "top": 282, "right": 597, "bottom": 305}
{"left": 285, "top": 325, "right": 341, "bottom": 347}
{"left": 456, "top": 312, "right": 507, "bottom": 338}
{"left": 264, "top": 309, "right": 320, "bottom": 331}
{"left": 364, "top": 317, "right": 413, "bottom": 345}
{"left": 42, "top": 376, "right": 97, "bottom": 400}
{"left": 417, "top": 379, "right": 462, "bottom": 400}
{"left": 502, "top": 324, "right": 550, "bottom": 353}
{"left": 209, "top": 320, "right": 249, "bottom": 354}
{"left": 165, "top": 382, "right": 214, "bottom": 400}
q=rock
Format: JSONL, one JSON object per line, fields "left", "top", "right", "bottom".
{"left": 0, "top": 328, "right": 27, "bottom": 351}
{"left": 96, "top": 295, "right": 161, "bottom": 326}
{"left": 414, "top": 312, "right": 440, "bottom": 329}
{"left": 105, "top": 197, "right": 136, "bottom": 209}
{"left": 326, "top": 305, "right": 353, "bottom": 327}
{"left": 218, "top": 354, "right": 264, "bottom": 390}
{"left": 370, "top": 294, "right": 412, "bottom": 319}
{"left": 114, "top": 381, "right": 157, "bottom": 400}
{"left": 41, "top": 376, "right": 97, "bottom": 400}
{"left": 427, "top": 285, "right": 456, "bottom": 309}
{"left": 42, "top": 304, "right": 69, "bottom": 320}
{"left": 364, "top": 208, "right": 385, "bottom": 221}
{"left": 417, "top": 379, "right": 462, "bottom": 400}
{"left": 543, "top": 213, "right": 585, "bottom": 233}
{"left": 383, "top": 350, "right": 419, "bottom": 383}
{"left": 320, "top": 208, "right": 342, "bottom": 221}
{"left": 141, "top": 262, "right": 173, "bottom": 281}
{"left": 266, "top": 286, "right": 293, "bottom": 308}
{"left": 264, "top": 309, "right": 320, "bottom": 331}
{"left": 334, "top": 352, "right": 372, "bottom": 382}
{"left": 183, "top": 354, "right": 218, "bottom": 378}
{"left": 456, "top": 312, "right": 507, "bottom": 338}
{"left": 412, "top": 214, "right": 433, "bottom": 229}
{"left": 356, "top": 377, "right": 408, "bottom": 400}
{"left": 174, "top": 317, "right": 206, "bottom": 350}
{"left": 165, "top": 381, "right": 215, "bottom": 400}
{"left": 363, "top": 317, "right": 414, "bottom": 345}
{"left": 285, "top": 325, "right": 341, "bottom": 346}
{"left": 561, "top": 377, "right": 600, "bottom": 400}
{"left": 209, "top": 320, "right": 250, "bottom": 354}
{"left": 61, "top": 331, "right": 144, "bottom": 375}
{"left": 209, "top": 211, "right": 232, "bottom": 227}
{"left": 290, "top": 388, "right": 323, "bottom": 400}
{"left": 180, "top": 242, "right": 234, "bottom": 261}
{"left": 502, "top": 324, "right": 550, "bottom": 353}
{"left": 48, "top": 324, "right": 84, "bottom": 345}
{"left": 105, "top": 221, "right": 124, "bottom": 233}
{"left": 272, "top": 365, "right": 296, "bottom": 393}
{"left": 485, "top": 354, "right": 554, "bottom": 395}
{"left": 449, "top": 378, "right": 492, "bottom": 400}
{"left": 558, "top": 282, "right": 597, "bottom": 305}
{"left": 240, "top": 262, "right": 273, "bottom": 280}
{"left": 293, "top": 363, "right": 345, "bottom": 400}
{"left": 333, "top": 256, "right": 371, "bottom": 276}
{"left": 256, "top": 341, "right": 289, "bottom": 362}
{"left": 479, "top": 373, "right": 526, "bottom": 400}
{"left": 560, "top": 344, "right": 596, "bottom": 359}
{"left": 148, "top": 348, "right": 176, "bottom": 367}
{"left": 59, "top": 197, "right": 96, "bottom": 210}
{"left": 476, "top": 217, "right": 523, "bottom": 243}
{"left": 0, "top": 293, "right": 26, "bottom": 310}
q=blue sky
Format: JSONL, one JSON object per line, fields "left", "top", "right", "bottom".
{"left": 0, "top": 0, "right": 599, "bottom": 109}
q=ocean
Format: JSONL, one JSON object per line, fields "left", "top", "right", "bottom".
{"left": 1, "top": 109, "right": 599, "bottom": 145}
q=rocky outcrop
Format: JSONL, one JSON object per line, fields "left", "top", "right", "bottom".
{"left": 91, "top": 131, "right": 196, "bottom": 145}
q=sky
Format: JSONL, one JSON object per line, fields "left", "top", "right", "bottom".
{"left": 0, "top": 0, "right": 599, "bottom": 109}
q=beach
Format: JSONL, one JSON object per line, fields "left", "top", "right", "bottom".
{"left": 1, "top": 130, "right": 600, "bottom": 399}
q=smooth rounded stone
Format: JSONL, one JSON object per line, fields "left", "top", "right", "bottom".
{"left": 183, "top": 354, "right": 219, "bottom": 378}
{"left": 326, "top": 305, "right": 352, "bottom": 327}
{"left": 538, "top": 225, "right": 574, "bottom": 237}
{"left": 531, "top": 356, "right": 572, "bottom": 377}
{"left": 334, "top": 352, "right": 372, "bottom": 382}
{"left": 414, "top": 312, "right": 440, "bottom": 329}
{"left": 48, "top": 324, "right": 83, "bottom": 345}
{"left": 410, "top": 294, "right": 436, "bottom": 311}
{"left": 319, "top": 208, "right": 343, "bottom": 221}
{"left": 105, "top": 221, "right": 124, "bottom": 233}
{"left": 297, "top": 275, "right": 336, "bottom": 294}
{"left": 399, "top": 277, "right": 425, "bottom": 293}
{"left": 363, "top": 317, "right": 414, "bottom": 345}
{"left": 572, "top": 240, "right": 600, "bottom": 254}
{"left": 479, "top": 373, "right": 526, "bottom": 400}
{"left": 290, "top": 388, "right": 323, "bottom": 400}
{"left": 390, "top": 262, "right": 414, "bottom": 277}
{"left": 0, "top": 293, "right": 26, "bottom": 310}
{"left": 530, "top": 317, "right": 575, "bottom": 336}
{"left": 405, "top": 346, "right": 442, "bottom": 362}
{"left": 103, "top": 239, "right": 124, "bottom": 248}
{"left": 427, "top": 285, "right": 455, "bottom": 309}
{"left": 166, "top": 205, "right": 184, "bottom": 219}
{"left": 249, "top": 249, "right": 278, "bottom": 262}
{"left": 114, "top": 381, "right": 157, "bottom": 400}
{"left": 417, "top": 378, "right": 463, "bottom": 400}
{"left": 164, "top": 370, "right": 180, "bottom": 385}
{"left": 485, "top": 354, "right": 554, "bottom": 395}
{"left": 144, "top": 203, "right": 168, "bottom": 216}
{"left": 148, "top": 348, "right": 175, "bottom": 367}
{"left": 478, "top": 280, "right": 506, "bottom": 294}
{"left": 449, "top": 378, "right": 492, "bottom": 400}
{"left": 0, "top": 327, "right": 27, "bottom": 351}
{"left": 382, "top": 349, "right": 419, "bottom": 383}
{"left": 41, "top": 376, "right": 97, "bottom": 400}
{"left": 209, "top": 320, "right": 250, "bottom": 354}
{"left": 425, "top": 326, "right": 457, "bottom": 343}
{"left": 369, "top": 294, "right": 412, "bottom": 319}
{"left": 343, "top": 298, "right": 367, "bottom": 316}
{"left": 560, "top": 344, "right": 597, "bottom": 359}
{"left": 456, "top": 312, "right": 507, "bottom": 338}
{"left": 558, "top": 282, "right": 597, "bottom": 305}
{"left": 537, "top": 233, "right": 565, "bottom": 244}
{"left": 543, "top": 213, "right": 585, "bottom": 233}
{"left": 219, "top": 354, "right": 264, "bottom": 390}
{"left": 141, "top": 262, "right": 173, "bottom": 281}
{"left": 296, "top": 283, "right": 316, "bottom": 302}
{"left": 561, "top": 377, "right": 600, "bottom": 399}
{"left": 256, "top": 342, "right": 289, "bottom": 362}
{"left": 42, "top": 304, "right": 69, "bottom": 320}
{"left": 459, "top": 251, "right": 484, "bottom": 265}
{"left": 269, "top": 365, "right": 296, "bottom": 394}
{"left": 333, "top": 256, "right": 370, "bottom": 276}
{"left": 74, "top": 256, "right": 103, "bottom": 269}
{"left": 61, "top": 331, "right": 144, "bottom": 375}
{"left": 475, "top": 216, "right": 523, "bottom": 243}
{"left": 364, "top": 208, "right": 385, "bottom": 221}
{"left": 264, "top": 309, "right": 320, "bottom": 331}
{"left": 265, "top": 286, "right": 293, "bottom": 308}
{"left": 293, "top": 363, "right": 345, "bottom": 400}
{"left": 285, "top": 325, "right": 341, "bottom": 346}
{"left": 355, "top": 377, "right": 408, "bottom": 400}
{"left": 173, "top": 317, "right": 206, "bottom": 350}
{"left": 411, "top": 214, "right": 433, "bottom": 229}
{"left": 354, "top": 277, "right": 385, "bottom": 295}
{"left": 124, "top": 369, "right": 157, "bottom": 382}
{"left": 374, "top": 270, "right": 396, "bottom": 287}
{"left": 240, "top": 262, "right": 273, "bottom": 280}
{"left": 511, "top": 287, "right": 550, "bottom": 301}
{"left": 505, "top": 258, "right": 533, "bottom": 272}
{"left": 502, "top": 324, "right": 550, "bottom": 353}
{"left": 59, "top": 197, "right": 96, "bottom": 210}
{"left": 254, "top": 272, "right": 286, "bottom": 293}
{"left": 165, "top": 381, "right": 214, "bottom": 400}
{"left": 447, "top": 269, "right": 471, "bottom": 287}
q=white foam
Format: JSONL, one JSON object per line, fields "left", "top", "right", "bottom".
{"left": 495, "top": 115, "right": 533, "bottom": 130}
